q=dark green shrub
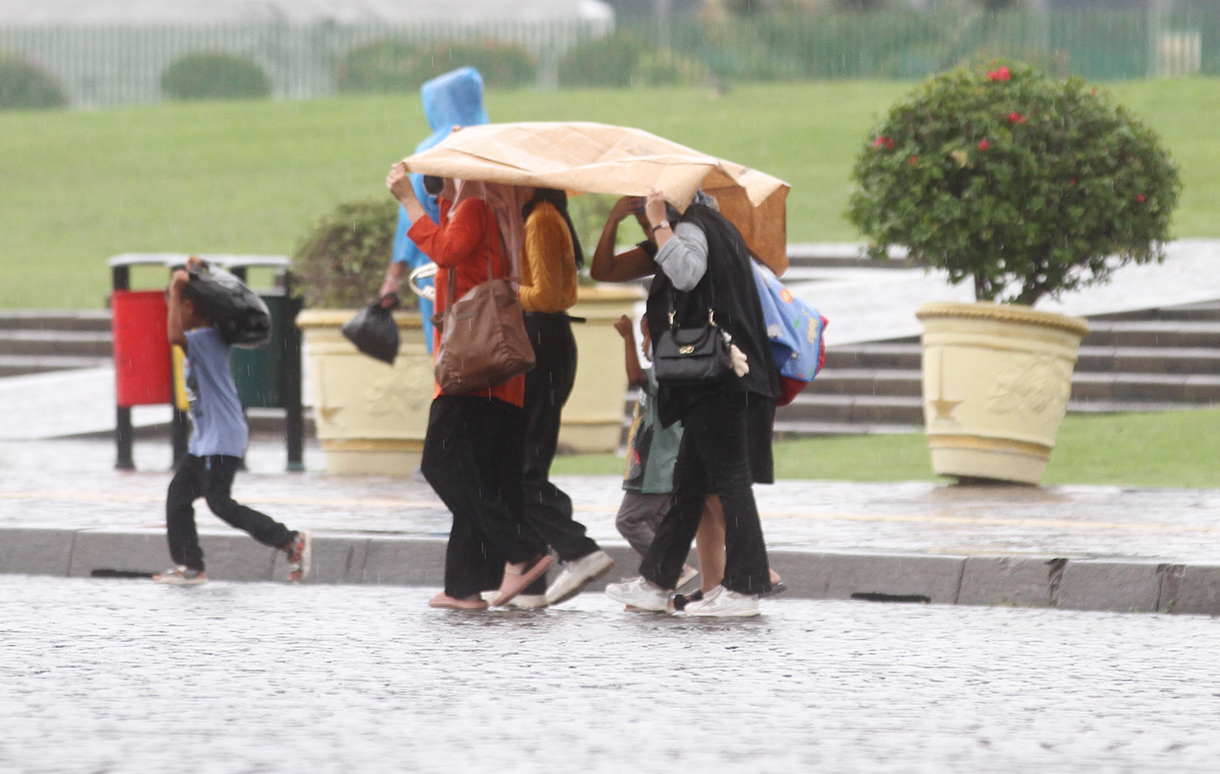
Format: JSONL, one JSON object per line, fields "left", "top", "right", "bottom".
{"left": 559, "top": 31, "right": 707, "bottom": 87}
{"left": 337, "top": 38, "right": 536, "bottom": 93}
{"left": 0, "top": 55, "right": 67, "bottom": 110}
{"left": 161, "top": 53, "right": 272, "bottom": 101}
{"left": 293, "top": 199, "right": 405, "bottom": 309}
{"left": 848, "top": 60, "right": 1180, "bottom": 306}
{"left": 559, "top": 32, "right": 646, "bottom": 87}
{"left": 336, "top": 40, "right": 419, "bottom": 93}
{"left": 415, "top": 40, "right": 536, "bottom": 89}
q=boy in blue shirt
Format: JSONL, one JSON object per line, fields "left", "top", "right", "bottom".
{"left": 153, "top": 257, "right": 310, "bottom": 585}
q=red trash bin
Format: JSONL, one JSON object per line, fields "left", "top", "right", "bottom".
{"left": 111, "top": 289, "right": 172, "bottom": 407}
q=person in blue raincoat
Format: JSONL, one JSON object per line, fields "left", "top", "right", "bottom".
{"left": 378, "top": 67, "right": 489, "bottom": 351}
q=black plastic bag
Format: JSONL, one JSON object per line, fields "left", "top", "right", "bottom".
{"left": 186, "top": 265, "right": 272, "bottom": 348}
{"left": 341, "top": 300, "right": 399, "bottom": 365}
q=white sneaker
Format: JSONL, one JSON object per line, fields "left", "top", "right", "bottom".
{"left": 544, "top": 549, "right": 615, "bottom": 606}
{"left": 152, "top": 566, "right": 208, "bottom": 586}
{"left": 683, "top": 585, "right": 760, "bottom": 617}
{"left": 480, "top": 591, "right": 548, "bottom": 609}
{"left": 604, "top": 576, "right": 670, "bottom": 612}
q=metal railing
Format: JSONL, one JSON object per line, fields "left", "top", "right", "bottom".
{"left": 624, "top": 8, "right": 1220, "bottom": 83}
{"left": 1, "top": 9, "right": 1217, "bottom": 108}
{"left": 0, "top": 20, "right": 605, "bottom": 107}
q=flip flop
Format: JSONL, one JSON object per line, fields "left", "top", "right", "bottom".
{"left": 493, "top": 554, "right": 555, "bottom": 607}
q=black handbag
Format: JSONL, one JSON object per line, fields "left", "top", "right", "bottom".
{"left": 341, "top": 297, "right": 400, "bottom": 366}
{"left": 652, "top": 279, "right": 732, "bottom": 386}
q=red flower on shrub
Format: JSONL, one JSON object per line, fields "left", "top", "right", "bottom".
{"left": 978, "top": 139, "right": 990, "bottom": 151}
{"left": 886, "top": 138, "right": 895, "bottom": 149}
{"left": 907, "top": 155, "right": 919, "bottom": 166}
{"left": 987, "top": 66, "right": 1011, "bottom": 82}
{"left": 1008, "top": 111, "right": 1026, "bottom": 124}
{"left": 1069, "top": 179, "right": 1077, "bottom": 186}
{"left": 873, "top": 136, "right": 888, "bottom": 148}
{"left": 1136, "top": 194, "right": 1146, "bottom": 202}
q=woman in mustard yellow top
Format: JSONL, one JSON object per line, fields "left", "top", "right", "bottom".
{"left": 517, "top": 188, "right": 615, "bottom": 607}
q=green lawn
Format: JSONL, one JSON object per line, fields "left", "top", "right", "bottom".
{"left": 2, "top": 79, "right": 1219, "bottom": 307}
{"left": 551, "top": 408, "right": 1220, "bottom": 489}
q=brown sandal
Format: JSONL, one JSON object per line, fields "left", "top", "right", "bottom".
{"left": 492, "top": 554, "right": 554, "bottom": 607}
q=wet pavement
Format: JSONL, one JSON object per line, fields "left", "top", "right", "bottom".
{"left": 2, "top": 573, "right": 1218, "bottom": 773}
{"left": 3, "top": 436, "right": 1220, "bottom": 566}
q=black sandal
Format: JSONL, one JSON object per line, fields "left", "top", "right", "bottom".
{"left": 671, "top": 589, "right": 704, "bottom": 611}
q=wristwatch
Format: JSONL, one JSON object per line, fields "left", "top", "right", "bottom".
{"left": 652, "top": 220, "right": 671, "bottom": 233}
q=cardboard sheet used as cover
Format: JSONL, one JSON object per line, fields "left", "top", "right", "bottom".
{"left": 399, "top": 121, "right": 791, "bottom": 275}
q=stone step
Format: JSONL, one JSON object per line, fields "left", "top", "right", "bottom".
{"left": 1082, "top": 320, "right": 1220, "bottom": 348}
{"left": 1087, "top": 300, "right": 1220, "bottom": 323}
{"left": 1075, "top": 345, "right": 1220, "bottom": 375}
{"left": 776, "top": 393, "right": 925, "bottom": 426}
{"left": 804, "top": 368, "right": 922, "bottom": 397}
{"left": 809, "top": 368, "right": 1220, "bottom": 404}
{"left": 822, "top": 343, "right": 923, "bottom": 371}
{"left": 771, "top": 420, "right": 924, "bottom": 438}
{"left": 1070, "top": 372, "right": 1220, "bottom": 403}
{"left": 775, "top": 393, "right": 1207, "bottom": 433}
{"left": 0, "top": 330, "right": 113, "bottom": 358}
{"left": 0, "top": 355, "right": 114, "bottom": 378}
{"left": 824, "top": 342, "right": 1220, "bottom": 376}
{"left": 785, "top": 242, "right": 918, "bottom": 270}
{"left": 0, "top": 310, "right": 111, "bottom": 332}
{"left": 1066, "top": 399, "right": 1206, "bottom": 415}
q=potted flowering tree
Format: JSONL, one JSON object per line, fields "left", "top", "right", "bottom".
{"left": 293, "top": 199, "right": 434, "bottom": 475}
{"left": 849, "top": 61, "right": 1180, "bottom": 484}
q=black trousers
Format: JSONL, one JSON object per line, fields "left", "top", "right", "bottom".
{"left": 421, "top": 395, "right": 548, "bottom": 600}
{"left": 521, "top": 313, "right": 599, "bottom": 563}
{"left": 640, "top": 391, "right": 773, "bottom": 595}
{"left": 165, "top": 454, "right": 295, "bottom": 573}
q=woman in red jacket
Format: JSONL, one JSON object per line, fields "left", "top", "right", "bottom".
{"left": 387, "top": 162, "right": 551, "bottom": 610}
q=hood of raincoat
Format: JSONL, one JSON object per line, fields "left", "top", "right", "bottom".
{"left": 418, "top": 67, "right": 489, "bottom": 154}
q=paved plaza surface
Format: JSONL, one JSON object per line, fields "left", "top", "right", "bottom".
{"left": 3, "top": 435, "right": 1220, "bottom": 565}
{"left": 2, "top": 574, "right": 1218, "bottom": 773}
{"left": 3, "top": 241, "right": 1220, "bottom": 770}
{"left": 3, "top": 434, "right": 1220, "bottom": 615}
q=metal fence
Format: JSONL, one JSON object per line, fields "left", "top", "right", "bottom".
{"left": 1, "top": 9, "right": 1218, "bottom": 108}
{"left": 624, "top": 8, "right": 1220, "bottom": 83}
{"left": 0, "top": 20, "right": 606, "bottom": 107}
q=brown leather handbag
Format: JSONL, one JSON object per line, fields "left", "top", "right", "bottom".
{"left": 431, "top": 210, "right": 535, "bottom": 395}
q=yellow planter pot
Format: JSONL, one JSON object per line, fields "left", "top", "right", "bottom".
{"left": 296, "top": 308, "right": 434, "bottom": 475}
{"left": 917, "top": 301, "right": 1090, "bottom": 485}
{"left": 559, "top": 284, "right": 645, "bottom": 454}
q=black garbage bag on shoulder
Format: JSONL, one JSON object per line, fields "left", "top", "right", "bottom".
{"left": 186, "top": 265, "right": 273, "bottom": 348}
{"left": 341, "top": 298, "right": 399, "bottom": 365}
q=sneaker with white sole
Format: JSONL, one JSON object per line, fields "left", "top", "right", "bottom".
{"left": 544, "top": 549, "right": 615, "bottom": 606}
{"left": 152, "top": 566, "right": 208, "bottom": 586}
{"left": 683, "top": 585, "right": 760, "bottom": 617}
{"left": 604, "top": 576, "right": 670, "bottom": 612}
{"left": 286, "top": 530, "right": 312, "bottom": 583}
{"left": 480, "top": 591, "right": 548, "bottom": 609}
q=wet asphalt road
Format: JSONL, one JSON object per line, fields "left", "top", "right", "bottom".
{"left": 2, "top": 575, "right": 1218, "bottom": 773}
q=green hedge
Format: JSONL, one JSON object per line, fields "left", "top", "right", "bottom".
{"left": 161, "top": 53, "right": 272, "bottom": 101}
{"left": 337, "top": 39, "right": 537, "bottom": 93}
{"left": 0, "top": 55, "right": 67, "bottom": 110}
{"left": 292, "top": 198, "right": 403, "bottom": 310}
{"left": 559, "top": 31, "right": 707, "bottom": 87}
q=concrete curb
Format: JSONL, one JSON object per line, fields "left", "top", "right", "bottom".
{"left": 2, "top": 527, "right": 1217, "bottom": 615}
